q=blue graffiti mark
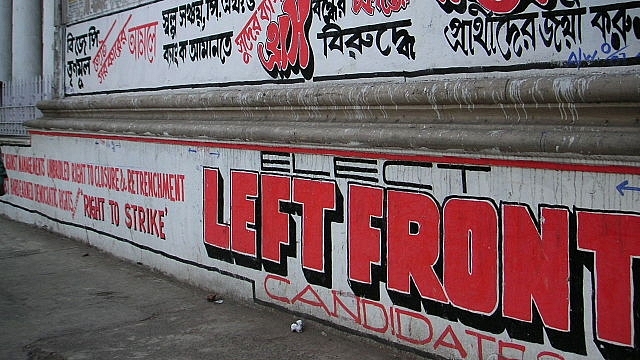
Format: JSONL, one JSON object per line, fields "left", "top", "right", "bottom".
{"left": 602, "top": 43, "right": 629, "bottom": 60}
{"left": 567, "top": 43, "right": 633, "bottom": 68}
{"left": 108, "top": 141, "right": 121, "bottom": 152}
{"left": 94, "top": 140, "right": 121, "bottom": 152}
{"left": 616, "top": 180, "right": 640, "bottom": 196}
{"left": 188, "top": 148, "right": 220, "bottom": 157}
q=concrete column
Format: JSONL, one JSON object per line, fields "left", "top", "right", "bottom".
{"left": 42, "top": 0, "right": 55, "bottom": 78}
{"left": 0, "top": 0, "right": 12, "bottom": 82}
{"left": 12, "top": 0, "right": 42, "bottom": 81}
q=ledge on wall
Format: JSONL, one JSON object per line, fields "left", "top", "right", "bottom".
{"left": 0, "top": 136, "right": 31, "bottom": 147}
{"left": 28, "top": 70, "right": 640, "bottom": 159}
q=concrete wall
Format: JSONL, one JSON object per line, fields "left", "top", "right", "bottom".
{"left": 1, "top": 0, "right": 640, "bottom": 359}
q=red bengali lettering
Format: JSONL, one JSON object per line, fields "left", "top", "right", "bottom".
{"left": 436, "top": 0, "right": 549, "bottom": 14}
{"left": 258, "top": 0, "right": 311, "bottom": 74}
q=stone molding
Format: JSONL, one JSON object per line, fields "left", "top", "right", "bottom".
{"left": 29, "top": 70, "right": 640, "bottom": 158}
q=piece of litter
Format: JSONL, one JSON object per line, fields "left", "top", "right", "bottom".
{"left": 290, "top": 319, "right": 303, "bottom": 333}
{"left": 206, "top": 293, "right": 222, "bottom": 303}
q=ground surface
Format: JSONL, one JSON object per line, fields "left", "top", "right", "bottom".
{"left": 0, "top": 215, "right": 425, "bottom": 360}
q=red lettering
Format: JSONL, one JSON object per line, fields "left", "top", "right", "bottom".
{"left": 477, "top": 0, "right": 521, "bottom": 13}
{"left": 394, "top": 307, "right": 433, "bottom": 345}
{"left": 231, "top": 171, "right": 259, "bottom": 257}
{"left": 292, "top": 285, "right": 332, "bottom": 316}
{"left": 125, "top": 203, "right": 133, "bottom": 229}
{"left": 331, "top": 290, "right": 362, "bottom": 324}
{"left": 499, "top": 340, "right": 526, "bottom": 360}
{"left": 58, "top": 190, "right": 73, "bottom": 212}
{"left": 123, "top": 203, "right": 166, "bottom": 239}
{"left": 537, "top": 351, "right": 565, "bottom": 360}
{"left": 503, "top": 205, "right": 570, "bottom": 332}
{"left": 18, "top": 155, "right": 45, "bottom": 176}
{"left": 47, "top": 159, "right": 70, "bottom": 181}
{"left": 353, "top": 0, "right": 375, "bottom": 15}
{"left": 433, "top": 325, "right": 468, "bottom": 359}
{"left": 466, "top": 329, "right": 496, "bottom": 360}
{"left": 577, "top": 210, "right": 640, "bottom": 347}
{"left": 361, "top": 298, "right": 389, "bottom": 333}
{"left": 83, "top": 194, "right": 105, "bottom": 221}
{"left": 202, "top": 163, "right": 640, "bottom": 354}
{"left": 348, "top": 184, "right": 383, "bottom": 284}
{"left": 203, "top": 168, "right": 230, "bottom": 250}
{"left": 138, "top": 204, "right": 146, "bottom": 233}
{"left": 443, "top": 198, "right": 499, "bottom": 314}
{"left": 264, "top": 274, "right": 292, "bottom": 304}
{"left": 158, "top": 209, "right": 166, "bottom": 240}
{"left": 282, "top": 0, "right": 311, "bottom": 68}
{"left": 436, "top": 0, "right": 548, "bottom": 14}
{"left": 387, "top": 190, "right": 447, "bottom": 302}
{"left": 3, "top": 154, "right": 17, "bottom": 170}
{"left": 352, "top": 0, "right": 409, "bottom": 16}
{"left": 261, "top": 175, "right": 291, "bottom": 264}
{"left": 258, "top": 0, "right": 311, "bottom": 72}
{"left": 259, "top": 22, "right": 280, "bottom": 71}
{"left": 293, "top": 178, "right": 336, "bottom": 273}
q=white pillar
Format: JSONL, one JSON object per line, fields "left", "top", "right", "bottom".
{"left": 42, "top": 0, "right": 55, "bottom": 78}
{"left": 12, "top": 0, "right": 42, "bottom": 81}
{"left": 0, "top": 0, "right": 12, "bottom": 82}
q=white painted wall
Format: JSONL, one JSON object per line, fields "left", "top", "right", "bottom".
{"left": 63, "top": 0, "right": 640, "bottom": 95}
{"left": 2, "top": 131, "right": 639, "bottom": 359}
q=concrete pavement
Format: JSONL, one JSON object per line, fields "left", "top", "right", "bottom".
{"left": 0, "top": 215, "right": 423, "bottom": 360}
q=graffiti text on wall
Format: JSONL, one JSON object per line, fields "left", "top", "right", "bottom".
{"left": 202, "top": 151, "right": 639, "bottom": 359}
{"left": 2, "top": 153, "right": 185, "bottom": 240}
{"left": 66, "top": 26, "right": 100, "bottom": 89}
{"left": 441, "top": 0, "right": 640, "bottom": 62}
{"left": 67, "top": 15, "right": 161, "bottom": 88}
{"left": 65, "top": 1, "right": 640, "bottom": 96}
{"left": 4, "top": 133, "right": 639, "bottom": 359}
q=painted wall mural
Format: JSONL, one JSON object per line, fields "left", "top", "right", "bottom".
{"left": 64, "top": 0, "right": 640, "bottom": 94}
{"left": 1, "top": 131, "right": 639, "bottom": 359}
